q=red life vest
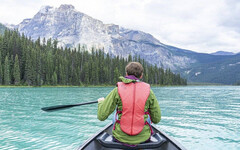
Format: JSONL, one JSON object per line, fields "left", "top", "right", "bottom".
{"left": 117, "top": 81, "right": 150, "bottom": 135}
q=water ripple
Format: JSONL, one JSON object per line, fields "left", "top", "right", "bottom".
{"left": 0, "top": 86, "right": 239, "bottom": 150}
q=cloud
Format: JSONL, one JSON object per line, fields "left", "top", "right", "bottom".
{"left": 0, "top": 0, "right": 240, "bottom": 53}
{"left": 138, "top": 0, "right": 240, "bottom": 53}
{"left": 0, "top": 0, "right": 42, "bottom": 24}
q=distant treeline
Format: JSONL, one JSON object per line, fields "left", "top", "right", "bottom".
{"left": 0, "top": 29, "right": 187, "bottom": 86}
{"left": 235, "top": 81, "right": 240, "bottom": 85}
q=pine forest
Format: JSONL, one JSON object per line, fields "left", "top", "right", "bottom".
{"left": 0, "top": 29, "right": 187, "bottom": 86}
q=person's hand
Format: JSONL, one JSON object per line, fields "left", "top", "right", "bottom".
{"left": 98, "top": 97, "right": 105, "bottom": 102}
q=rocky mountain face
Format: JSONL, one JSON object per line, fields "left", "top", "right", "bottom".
{"left": 183, "top": 53, "right": 240, "bottom": 84}
{"left": 7, "top": 4, "right": 239, "bottom": 84}
{"left": 14, "top": 4, "right": 196, "bottom": 71}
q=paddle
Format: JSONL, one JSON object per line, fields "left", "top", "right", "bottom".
{"left": 41, "top": 100, "right": 98, "bottom": 112}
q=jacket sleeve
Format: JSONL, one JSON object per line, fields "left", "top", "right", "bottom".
{"left": 148, "top": 89, "right": 161, "bottom": 124}
{"left": 97, "top": 87, "right": 118, "bottom": 121}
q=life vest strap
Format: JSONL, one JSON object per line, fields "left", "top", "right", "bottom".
{"left": 144, "top": 110, "right": 152, "bottom": 124}
{"left": 113, "top": 120, "right": 120, "bottom": 130}
{"left": 145, "top": 121, "right": 154, "bottom": 135}
{"left": 113, "top": 109, "right": 121, "bottom": 130}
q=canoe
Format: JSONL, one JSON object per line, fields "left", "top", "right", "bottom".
{"left": 79, "top": 123, "right": 187, "bottom": 150}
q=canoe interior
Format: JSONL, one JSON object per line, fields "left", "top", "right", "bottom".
{"left": 79, "top": 123, "right": 186, "bottom": 150}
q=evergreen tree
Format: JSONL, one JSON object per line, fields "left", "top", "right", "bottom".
{"left": 159, "top": 68, "right": 164, "bottom": 85}
{"left": 52, "top": 71, "right": 57, "bottom": 85}
{"left": 1, "top": 36, "right": 8, "bottom": 59}
{"left": 128, "top": 54, "right": 132, "bottom": 62}
{"left": 113, "top": 67, "right": 120, "bottom": 84}
{"left": 9, "top": 55, "right": 14, "bottom": 84}
{"left": 83, "top": 62, "right": 89, "bottom": 85}
{"left": 13, "top": 55, "right": 20, "bottom": 85}
{"left": 59, "top": 63, "right": 66, "bottom": 85}
{"left": 25, "top": 49, "right": 34, "bottom": 86}
{"left": 4, "top": 56, "right": 10, "bottom": 85}
{"left": 45, "top": 51, "right": 54, "bottom": 84}
{"left": 0, "top": 51, "right": 2, "bottom": 85}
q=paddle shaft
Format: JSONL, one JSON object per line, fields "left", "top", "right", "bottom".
{"left": 41, "top": 100, "right": 98, "bottom": 112}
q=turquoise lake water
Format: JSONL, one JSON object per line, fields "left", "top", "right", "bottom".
{"left": 0, "top": 86, "right": 239, "bottom": 150}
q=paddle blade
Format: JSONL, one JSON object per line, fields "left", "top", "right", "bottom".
{"left": 41, "top": 100, "right": 98, "bottom": 112}
{"left": 41, "top": 104, "right": 75, "bottom": 112}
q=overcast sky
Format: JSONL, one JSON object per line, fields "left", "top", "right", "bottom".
{"left": 0, "top": 0, "right": 240, "bottom": 53}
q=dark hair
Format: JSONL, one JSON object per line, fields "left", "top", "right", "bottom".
{"left": 125, "top": 62, "right": 144, "bottom": 78}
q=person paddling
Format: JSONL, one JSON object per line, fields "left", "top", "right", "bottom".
{"left": 97, "top": 62, "right": 161, "bottom": 145}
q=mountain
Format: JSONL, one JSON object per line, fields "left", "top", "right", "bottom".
{"left": 10, "top": 4, "right": 240, "bottom": 84}
{"left": 211, "top": 51, "right": 235, "bottom": 56}
{"left": 14, "top": 4, "right": 196, "bottom": 71}
{"left": 0, "top": 23, "right": 7, "bottom": 34}
{"left": 182, "top": 53, "right": 240, "bottom": 84}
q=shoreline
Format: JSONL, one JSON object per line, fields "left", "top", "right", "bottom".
{"left": 0, "top": 85, "right": 115, "bottom": 88}
{"left": 0, "top": 84, "right": 238, "bottom": 88}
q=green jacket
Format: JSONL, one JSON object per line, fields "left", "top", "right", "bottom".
{"left": 97, "top": 76, "right": 161, "bottom": 144}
